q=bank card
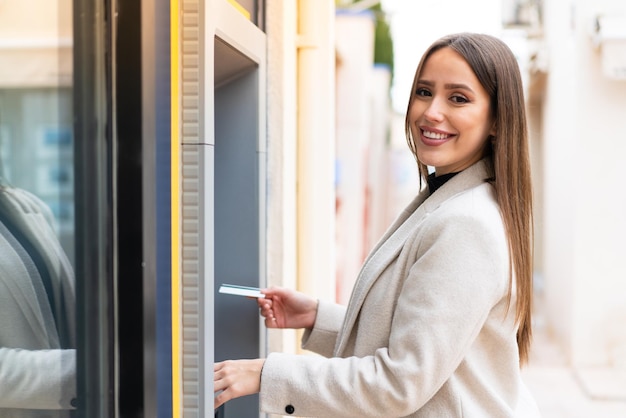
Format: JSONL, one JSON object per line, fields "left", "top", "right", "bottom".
{"left": 219, "top": 284, "right": 265, "bottom": 298}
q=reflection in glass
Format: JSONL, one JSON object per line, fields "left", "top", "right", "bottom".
{"left": 0, "top": 0, "right": 76, "bottom": 416}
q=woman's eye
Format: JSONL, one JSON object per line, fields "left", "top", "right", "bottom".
{"left": 450, "top": 95, "right": 469, "bottom": 104}
{"left": 415, "top": 88, "right": 431, "bottom": 97}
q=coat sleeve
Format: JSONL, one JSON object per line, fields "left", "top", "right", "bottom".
{"left": 259, "top": 195, "right": 510, "bottom": 417}
{"left": 0, "top": 347, "right": 76, "bottom": 409}
{"left": 300, "top": 300, "right": 346, "bottom": 357}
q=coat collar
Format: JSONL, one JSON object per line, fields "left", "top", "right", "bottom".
{"left": 334, "top": 159, "right": 493, "bottom": 355}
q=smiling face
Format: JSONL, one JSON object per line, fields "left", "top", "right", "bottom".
{"left": 408, "top": 47, "right": 495, "bottom": 175}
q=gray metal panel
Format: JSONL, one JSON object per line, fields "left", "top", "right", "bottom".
{"left": 214, "top": 37, "right": 257, "bottom": 88}
{"left": 182, "top": 144, "right": 202, "bottom": 418}
{"left": 214, "top": 66, "right": 261, "bottom": 417}
{"left": 180, "top": 0, "right": 203, "bottom": 417}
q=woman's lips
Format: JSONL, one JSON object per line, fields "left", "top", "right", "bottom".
{"left": 420, "top": 128, "right": 454, "bottom": 146}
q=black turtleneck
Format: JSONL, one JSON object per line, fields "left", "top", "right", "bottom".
{"left": 427, "top": 172, "right": 459, "bottom": 195}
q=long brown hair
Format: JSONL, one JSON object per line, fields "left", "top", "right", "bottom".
{"left": 404, "top": 33, "right": 534, "bottom": 364}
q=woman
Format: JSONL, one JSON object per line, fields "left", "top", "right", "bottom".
{"left": 214, "top": 32, "right": 540, "bottom": 417}
{"left": 0, "top": 184, "right": 76, "bottom": 416}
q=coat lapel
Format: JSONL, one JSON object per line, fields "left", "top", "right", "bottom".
{"left": 334, "top": 160, "right": 492, "bottom": 355}
{"left": 0, "top": 226, "right": 53, "bottom": 346}
{"left": 0, "top": 188, "right": 75, "bottom": 347}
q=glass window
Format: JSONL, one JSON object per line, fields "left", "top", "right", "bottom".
{"left": 0, "top": 0, "right": 77, "bottom": 415}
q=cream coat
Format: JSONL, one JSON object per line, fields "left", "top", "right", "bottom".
{"left": 260, "top": 160, "right": 541, "bottom": 417}
{"left": 0, "top": 187, "right": 76, "bottom": 417}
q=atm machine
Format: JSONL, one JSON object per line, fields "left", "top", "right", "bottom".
{"left": 179, "top": 2, "right": 268, "bottom": 417}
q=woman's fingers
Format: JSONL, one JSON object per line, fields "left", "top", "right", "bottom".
{"left": 264, "top": 316, "right": 278, "bottom": 328}
{"left": 214, "top": 388, "right": 230, "bottom": 409}
{"left": 258, "top": 297, "right": 278, "bottom": 326}
{"left": 213, "top": 359, "right": 265, "bottom": 410}
{"left": 258, "top": 298, "right": 272, "bottom": 312}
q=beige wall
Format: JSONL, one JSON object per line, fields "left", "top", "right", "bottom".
{"left": 0, "top": 0, "right": 72, "bottom": 38}
{"left": 0, "top": 0, "right": 72, "bottom": 87}
{"left": 265, "top": 0, "right": 337, "bottom": 359}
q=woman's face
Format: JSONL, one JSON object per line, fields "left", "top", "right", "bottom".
{"left": 408, "top": 47, "right": 495, "bottom": 175}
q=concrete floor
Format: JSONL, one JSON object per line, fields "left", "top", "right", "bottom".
{"left": 522, "top": 314, "right": 626, "bottom": 417}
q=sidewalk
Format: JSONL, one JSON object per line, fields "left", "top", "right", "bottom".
{"left": 522, "top": 316, "right": 626, "bottom": 417}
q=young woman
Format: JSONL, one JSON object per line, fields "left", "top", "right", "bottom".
{"left": 214, "top": 32, "right": 540, "bottom": 417}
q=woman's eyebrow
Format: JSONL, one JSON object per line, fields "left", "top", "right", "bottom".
{"left": 416, "top": 79, "right": 434, "bottom": 86}
{"left": 417, "top": 79, "right": 474, "bottom": 93}
{"left": 445, "top": 83, "right": 474, "bottom": 93}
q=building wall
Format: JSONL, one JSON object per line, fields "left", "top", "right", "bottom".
{"left": 334, "top": 11, "right": 376, "bottom": 304}
{"left": 265, "top": 0, "right": 299, "bottom": 357}
{"left": 0, "top": 0, "right": 72, "bottom": 87}
{"left": 541, "top": 0, "right": 626, "bottom": 368}
{"left": 265, "top": 0, "right": 337, "bottom": 361}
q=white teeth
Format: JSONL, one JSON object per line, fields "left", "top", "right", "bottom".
{"left": 423, "top": 130, "right": 449, "bottom": 140}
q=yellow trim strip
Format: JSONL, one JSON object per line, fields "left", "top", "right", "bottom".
{"left": 227, "top": 0, "right": 251, "bottom": 20}
{"left": 170, "top": 0, "right": 182, "bottom": 416}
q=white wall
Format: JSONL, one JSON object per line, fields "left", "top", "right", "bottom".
{"left": 541, "top": 0, "right": 626, "bottom": 368}
{"left": 265, "top": 0, "right": 299, "bottom": 356}
{"left": 541, "top": 0, "right": 580, "bottom": 360}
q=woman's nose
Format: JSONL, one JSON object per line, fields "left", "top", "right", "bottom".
{"left": 424, "top": 98, "right": 445, "bottom": 122}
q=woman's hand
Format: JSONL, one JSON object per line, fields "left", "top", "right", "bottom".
{"left": 258, "top": 287, "right": 318, "bottom": 330}
{"left": 214, "top": 359, "right": 265, "bottom": 410}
